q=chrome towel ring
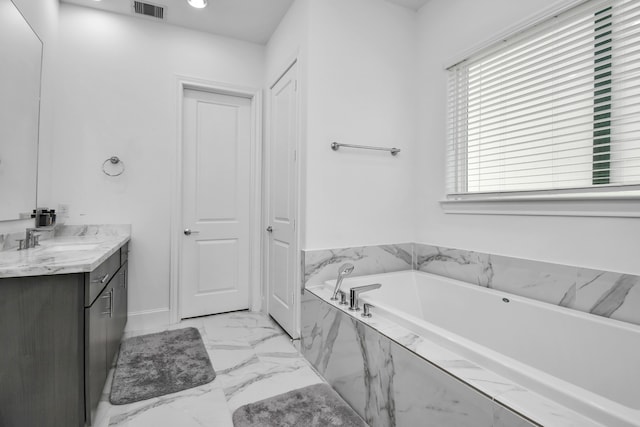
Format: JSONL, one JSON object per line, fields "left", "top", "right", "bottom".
{"left": 102, "top": 156, "right": 125, "bottom": 177}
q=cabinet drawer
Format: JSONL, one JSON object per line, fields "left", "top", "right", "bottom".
{"left": 85, "top": 250, "right": 120, "bottom": 307}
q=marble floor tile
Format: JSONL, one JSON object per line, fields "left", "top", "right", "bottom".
{"left": 253, "top": 333, "right": 299, "bottom": 356}
{"left": 107, "top": 385, "right": 229, "bottom": 427}
{"left": 93, "top": 311, "right": 326, "bottom": 427}
{"left": 224, "top": 362, "right": 324, "bottom": 412}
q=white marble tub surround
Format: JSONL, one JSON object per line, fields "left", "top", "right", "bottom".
{"left": 303, "top": 242, "right": 640, "bottom": 327}
{"left": 329, "top": 270, "right": 640, "bottom": 426}
{"left": 413, "top": 243, "right": 640, "bottom": 326}
{"left": 305, "top": 282, "right": 611, "bottom": 427}
{"left": 302, "top": 243, "right": 413, "bottom": 287}
{"left": 301, "top": 289, "right": 542, "bottom": 427}
{"left": 0, "top": 224, "right": 131, "bottom": 278}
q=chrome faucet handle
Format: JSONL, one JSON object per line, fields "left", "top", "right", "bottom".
{"left": 338, "top": 290, "right": 349, "bottom": 305}
{"left": 23, "top": 228, "right": 44, "bottom": 249}
{"left": 361, "top": 303, "right": 375, "bottom": 318}
{"left": 348, "top": 289, "right": 361, "bottom": 311}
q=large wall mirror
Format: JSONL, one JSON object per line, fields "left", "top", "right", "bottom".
{"left": 0, "top": 0, "right": 43, "bottom": 221}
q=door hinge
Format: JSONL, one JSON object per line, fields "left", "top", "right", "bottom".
{"left": 293, "top": 219, "right": 296, "bottom": 230}
{"left": 293, "top": 150, "right": 297, "bottom": 161}
{"left": 294, "top": 80, "right": 298, "bottom": 91}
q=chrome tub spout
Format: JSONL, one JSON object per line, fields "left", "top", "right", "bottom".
{"left": 349, "top": 283, "right": 381, "bottom": 311}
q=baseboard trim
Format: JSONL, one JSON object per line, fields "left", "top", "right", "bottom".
{"left": 125, "top": 308, "right": 171, "bottom": 333}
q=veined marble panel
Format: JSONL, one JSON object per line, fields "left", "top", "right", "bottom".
{"left": 0, "top": 225, "right": 56, "bottom": 252}
{"left": 302, "top": 287, "right": 601, "bottom": 427}
{"left": 1, "top": 225, "right": 130, "bottom": 252}
{"left": 302, "top": 291, "right": 498, "bottom": 427}
{"left": 0, "top": 225, "right": 131, "bottom": 278}
{"left": 55, "top": 224, "right": 132, "bottom": 238}
{"left": 492, "top": 403, "right": 537, "bottom": 427}
{"left": 0, "top": 230, "right": 27, "bottom": 251}
{"left": 414, "top": 243, "right": 640, "bottom": 326}
{"left": 303, "top": 243, "right": 413, "bottom": 288}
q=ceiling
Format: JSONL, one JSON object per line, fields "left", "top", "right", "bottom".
{"left": 60, "top": 0, "right": 295, "bottom": 44}
{"left": 60, "top": 0, "right": 430, "bottom": 45}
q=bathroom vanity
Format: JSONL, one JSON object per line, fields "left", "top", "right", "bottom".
{"left": 0, "top": 225, "right": 131, "bottom": 427}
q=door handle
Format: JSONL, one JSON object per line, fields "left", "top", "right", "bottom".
{"left": 266, "top": 226, "right": 273, "bottom": 233}
{"left": 184, "top": 228, "right": 200, "bottom": 236}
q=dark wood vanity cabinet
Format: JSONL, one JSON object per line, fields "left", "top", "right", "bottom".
{"left": 85, "top": 258, "right": 128, "bottom": 425}
{"left": 0, "top": 244, "right": 128, "bottom": 427}
{"left": 0, "top": 274, "right": 85, "bottom": 427}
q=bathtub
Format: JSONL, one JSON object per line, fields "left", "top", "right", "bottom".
{"left": 324, "top": 270, "right": 640, "bottom": 427}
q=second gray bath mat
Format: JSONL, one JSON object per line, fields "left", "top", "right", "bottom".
{"left": 110, "top": 327, "right": 216, "bottom": 404}
{"left": 232, "top": 383, "right": 368, "bottom": 427}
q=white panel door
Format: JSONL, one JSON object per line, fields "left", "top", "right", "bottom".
{"left": 180, "top": 89, "right": 251, "bottom": 319}
{"left": 267, "top": 63, "right": 298, "bottom": 337}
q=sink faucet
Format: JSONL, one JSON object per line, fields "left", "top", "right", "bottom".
{"left": 331, "top": 263, "right": 355, "bottom": 301}
{"left": 19, "top": 228, "right": 41, "bottom": 250}
{"left": 349, "top": 283, "right": 381, "bottom": 311}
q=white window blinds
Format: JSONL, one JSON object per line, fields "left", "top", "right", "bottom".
{"left": 446, "top": 0, "right": 640, "bottom": 198}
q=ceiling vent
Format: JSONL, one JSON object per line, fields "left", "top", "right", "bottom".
{"left": 133, "top": 1, "right": 165, "bottom": 19}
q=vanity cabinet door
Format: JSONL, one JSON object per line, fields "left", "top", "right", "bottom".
{"left": 107, "top": 262, "right": 128, "bottom": 365}
{"left": 0, "top": 274, "right": 84, "bottom": 427}
{"left": 85, "top": 256, "right": 128, "bottom": 426}
{"left": 85, "top": 281, "right": 111, "bottom": 425}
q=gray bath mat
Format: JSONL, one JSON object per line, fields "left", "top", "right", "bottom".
{"left": 110, "top": 327, "right": 216, "bottom": 405}
{"left": 232, "top": 383, "right": 368, "bottom": 427}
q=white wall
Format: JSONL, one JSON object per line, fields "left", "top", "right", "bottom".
{"left": 303, "top": 0, "right": 419, "bottom": 249}
{"left": 53, "top": 4, "right": 265, "bottom": 325}
{"left": 416, "top": 0, "right": 640, "bottom": 275}
{"left": 265, "top": 0, "right": 310, "bottom": 249}
{"left": 265, "top": 0, "right": 309, "bottom": 86}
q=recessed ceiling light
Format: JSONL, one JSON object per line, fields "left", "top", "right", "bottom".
{"left": 187, "top": 0, "right": 207, "bottom": 8}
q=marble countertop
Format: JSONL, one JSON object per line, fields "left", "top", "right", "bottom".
{"left": 306, "top": 284, "right": 603, "bottom": 427}
{"left": 0, "top": 225, "right": 131, "bottom": 278}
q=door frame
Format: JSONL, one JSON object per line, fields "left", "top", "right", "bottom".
{"left": 264, "top": 56, "right": 303, "bottom": 337}
{"left": 170, "top": 76, "right": 263, "bottom": 323}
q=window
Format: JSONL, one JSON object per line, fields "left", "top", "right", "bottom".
{"left": 446, "top": 0, "right": 640, "bottom": 199}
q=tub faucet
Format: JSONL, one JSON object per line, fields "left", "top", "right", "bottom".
{"left": 349, "top": 283, "right": 381, "bottom": 311}
{"left": 331, "top": 263, "right": 355, "bottom": 301}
